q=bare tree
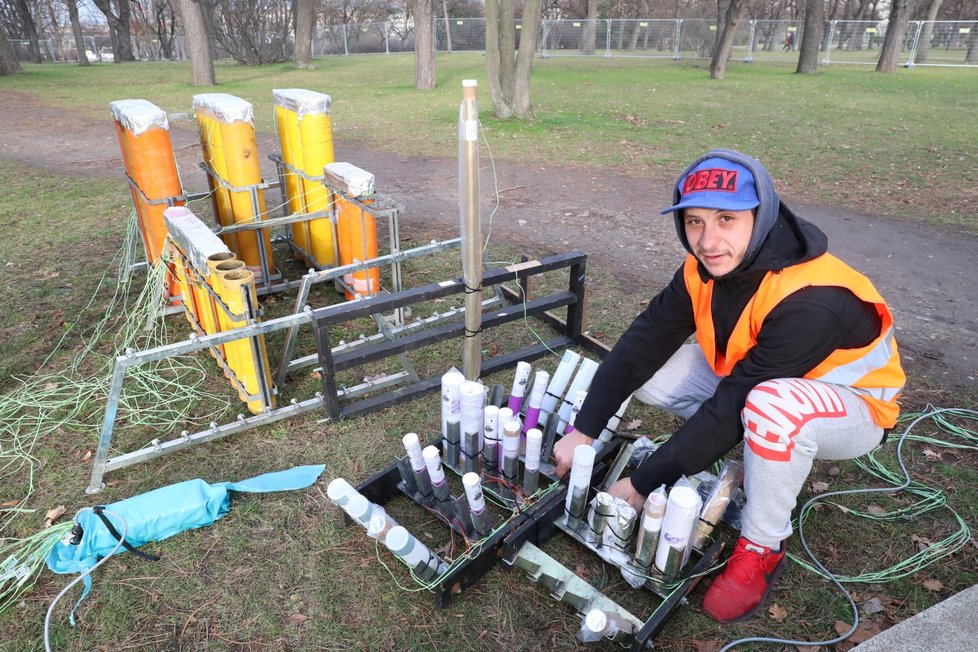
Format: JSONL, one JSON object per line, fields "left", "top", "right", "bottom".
{"left": 413, "top": 0, "right": 436, "bottom": 88}
{"left": 211, "top": 0, "right": 293, "bottom": 65}
{"left": 13, "top": 0, "right": 42, "bottom": 62}
{"left": 914, "top": 0, "right": 943, "bottom": 63}
{"left": 796, "top": 0, "right": 823, "bottom": 73}
{"left": 295, "top": 0, "right": 314, "bottom": 67}
{"left": 709, "top": 0, "right": 747, "bottom": 79}
{"left": 876, "top": 0, "right": 918, "bottom": 71}
{"left": 173, "top": 0, "right": 214, "bottom": 83}
{"left": 92, "top": 0, "right": 137, "bottom": 61}
{"left": 485, "top": 0, "right": 543, "bottom": 118}
{"left": 581, "top": 0, "right": 598, "bottom": 54}
{"left": 64, "top": 0, "right": 90, "bottom": 65}
{"left": 0, "top": 20, "right": 23, "bottom": 73}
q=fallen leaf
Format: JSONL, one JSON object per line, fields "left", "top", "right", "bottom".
{"left": 922, "top": 578, "right": 943, "bottom": 591}
{"left": 573, "top": 564, "right": 589, "bottom": 581}
{"left": 848, "top": 623, "right": 881, "bottom": 643}
{"left": 861, "top": 597, "right": 886, "bottom": 614}
{"left": 45, "top": 505, "right": 67, "bottom": 527}
{"left": 922, "top": 448, "right": 942, "bottom": 462}
{"left": 690, "top": 641, "right": 719, "bottom": 652}
{"left": 835, "top": 621, "right": 853, "bottom": 635}
{"left": 81, "top": 450, "right": 93, "bottom": 462}
{"left": 796, "top": 646, "right": 820, "bottom": 652}
{"left": 866, "top": 504, "right": 888, "bottom": 516}
{"left": 309, "top": 370, "right": 321, "bottom": 380}
{"left": 287, "top": 613, "right": 307, "bottom": 624}
{"left": 811, "top": 481, "right": 829, "bottom": 493}
{"left": 624, "top": 419, "right": 642, "bottom": 431}
{"left": 768, "top": 603, "right": 788, "bottom": 622}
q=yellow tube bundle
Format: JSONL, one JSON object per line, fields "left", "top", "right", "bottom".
{"left": 192, "top": 93, "right": 274, "bottom": 281}
{"left": 218, "top": 267, "right": 276, "bottom": 414}
{"left": 272, "top": 88, "right": 337, "bottom": 267}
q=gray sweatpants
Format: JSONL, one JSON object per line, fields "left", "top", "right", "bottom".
{"left": 634, "top": 343, "right": 885, "bottom": 549}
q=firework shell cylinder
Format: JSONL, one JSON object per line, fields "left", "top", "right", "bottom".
{"left": 605, "top": 499, "right": 637, "bottom": 554}
{"left": 557, "top": 358, "right": 599, "bottom": 432}
{"left": 272, "top": 89, "right": 336, "bottom": 267}
{"left": 522, "top": 428, "right": 543, "bottom": 495}
{"left": 501, "top": 419, "right": 522, "bottom": 496}
{"left": 634, "top": 485, "right": 667, "bottom": 567}
{"left": 459, "top": 381, "right": 485, "bottom": 473}
{"left": 507, "top": 361, "right": 532, "bottom": 414}
{"left": 483, "top": 405, "right": 500, "bottom": 474}
{"left": 385, "top": 526, "right": 446, "bottom": 581}
{"left": 588, "top": 491, "right": 614, "bottom": 546}
{"left": 192, "top": 94, "right": 274, "bottom": 276}
{"left": 564, "top": 390, "right": 588, "bottom": 435}
{"left": 523, "top": 370, "right": 550, "bottom": 433}
{"left": 458, "top": 79, "right": 482, "bottom": 381}
{"left": 654, "top": 485, "right": 702, "bottom": 576}
{"left": 693, "top": 459, "right": 744, "bottom": 549}
{"left": 565, "top": 444, "right": 595, "bottom": 522}
{"left": 441, "top": 369, "right": 464, "bottom": 468}
{"left": 219, "top": 268, "right": 275, "bottom": 414}
{"left": 462, "top": 472, "right": 493, "bottom": 537}
{"left": 422, "top": 445, "right": 450, "bottom": 505}
{"left": 46, "top": 465, "right": 325, "bottom": 621}
{"left": 539, "top": 350, "right": 581, "bottom": 427}
{"left": 401, "top": 432, "right": 434, "bottom": 498}
{"left": 109, "top": 99, "right": 183, "bottom": 302}
{"left": 578, "top": 609, "right": 635, "bottom": 643}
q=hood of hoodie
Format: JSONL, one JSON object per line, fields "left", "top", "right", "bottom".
{"left": 668, "top": 148, "right": 828, "bottom": 279}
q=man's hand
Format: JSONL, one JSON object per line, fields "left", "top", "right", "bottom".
{"left": 553, "top": 431, "right": 594, "bottom": 478}
{"left": 608, "top": 477, "right": 646, "bottom": 514}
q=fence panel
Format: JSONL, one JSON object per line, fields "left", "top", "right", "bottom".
{"left": 606, "top": 19, "right": 680, "bottom": 58}
{"left": 540, "top": 19, "right": 611, "bottom": 57}
{"left": 435, "top": 17, "right": 486, "bottom": 52}
{"left": 909, "top": 21, "right": 978, "bottom": 66}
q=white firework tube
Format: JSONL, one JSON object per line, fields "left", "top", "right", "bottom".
{"left": 587, "top": 491, "right": 615, "bottom": 546}
{"left": 564, "top": 390, "right": 588, "bottom": 435}
{"left": 483, "top": 406, "right": 500, "bottom": 474}
{"left": 365, "top": 505, "right": 398, "bottom": 542}
{"left": 385, "top": 525, "right": 446, "bottom": 580}
{"left": 634, "top": 486, "right": 667, "bottom": 567}
{"left": 501, "top": 419, "right": 521, "bottom": 491}
{"left": 463, "top": 472, "right": 493, "bottom": 537}
{"left": 422, "top": 445, "right": 451, "bottom": 504}
{"left": 580, "top": 609, "right": 634, "bottom": 642}
{"left": 522, "top": 370, "right": 550, "bottom": 433}
{"left": 598, "top": 396, "right": 632, "bottom": 444}
{"left": 606, "top": 501, "right": 637, "bottom": 554}
{"left": 557, "top": 358, "right": 598, "bottom": 432}
{"left": 441, "top": 370, "right": 465, "bottom": 466}
{"left": 326, "top": 478, "right": 357, "bottom": 508}
{"left": 459, "top": 381, "right": 485, "bottom": 473}
{"left": 402, "top": 432, "right": 433, "bottom": 497}
{"left": 344, "top": 493, "right": 377, "bottom": 528}
{"left": 507, "top": 361, "right": 532, "bottom": 413}
{"left": 539, "top": 350, "right": 581, "bottom": 427}
{"left": 654, "top": 485, "right": 702, "bottom": 575}
{"left": 565, "top": 444, "right": 596, "bottom": 521}
{"left": 522, "top": 428, "right": 543, "bottom": 495}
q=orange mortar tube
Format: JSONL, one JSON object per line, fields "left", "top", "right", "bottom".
{"left": 336, "top": 196, "right": 379, "bottom": 300}
{"left": 273, "top": 105, "right": 309, "bottom": 262}
{"left": 219, "top": 118, "right": 274, "bottom": 278}
{"left": 219, "top": 269, "right": 275, "bottom": 414}
{"left": 112, "top": 118, "right": 153, "bottom": 259}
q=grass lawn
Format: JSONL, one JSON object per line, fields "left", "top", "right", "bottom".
{"left": 0, "top": 55, "right": 976, "bottom": 651}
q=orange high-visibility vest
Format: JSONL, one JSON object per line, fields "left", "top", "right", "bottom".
{"left": 683, "top": 253, "right": 905, "bottom": 428}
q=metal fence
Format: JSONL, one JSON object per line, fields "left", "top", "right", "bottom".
{"left": 11, "top": 19, "right": 978, "bottom": 68}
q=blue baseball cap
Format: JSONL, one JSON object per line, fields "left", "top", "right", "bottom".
{"left": 660, "top": 158, "right": 760, "bottom": 214}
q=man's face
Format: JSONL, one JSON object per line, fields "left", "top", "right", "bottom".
{"left": 683, "top": 207, "right": 755, "bottom": 278}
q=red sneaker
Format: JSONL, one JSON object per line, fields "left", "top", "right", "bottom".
{"left": 702, "top": 537, "right": 787, "bottom": 623}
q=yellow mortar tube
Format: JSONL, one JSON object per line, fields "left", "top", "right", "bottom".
{"left": 169, "top": 242, "right": 201, "bottom": 332}
{"left": 195, "top": 110, "right": 237, "bottom": 252}
{"left": 213, "top": 258, "right": 246, "bottom": 382}
{"left": 297, "top": 110, "right": 337, "bottom": 266}
{"left": 219, "top": 117, "right": 274, "bottom": 277}
{"left": 274, "top": 105, "right": 309, "bottom": 262}
{"left": 219, "top": 269, "right": 275, "bottom": 414}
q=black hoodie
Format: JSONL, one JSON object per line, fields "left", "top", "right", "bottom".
{"left": 574, "top": 150, "right": 883, "bottom": 496}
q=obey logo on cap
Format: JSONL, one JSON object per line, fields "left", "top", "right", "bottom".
{"left": 682, "top": 168, "right": 739, "bottom": 194}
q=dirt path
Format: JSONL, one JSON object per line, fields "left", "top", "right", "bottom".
{"left": 1, "top": 89, "right": 975, "bottom": 390}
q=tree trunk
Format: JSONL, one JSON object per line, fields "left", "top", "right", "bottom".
{"left": 715, "top": 0, "right": 730, "bottom": 53}
{"left": 442, "top": 0, "right": 451, "bottom": 53}
{"left": 915, "top": 0, "right": 942, "bottom": 64}
{"left": 511, "top": 0, "right": 542, "bottom": 117}
{"left": 66, "top": 0, "right": 90, "bottom": 66}
{"left": 498, "top": 0, "right": 515, "bottom": 103}
{"left": 796, "top": 0, "right": 823, "bottom": 73}
{"left": 876, "top": 0, "right": 916, "bottom": 71}
{"left": 294, "top": 0, "right": 314, "bottom": 67}
{"left": 486, "top": 0, "right": 542, "bottom": 118}
{"left": 484, "top": 0, "right": 511, "bottom": 118}
{"left": 92, "top": 0, "right": 136, "bottom": 62}
{"left": 710, "top": 0, "right": 747, "bottom": 79}
{"left": 582, "top": 0, "right": 598, "bottom": 55}
{"left": 0, "top": 22, "right": 23, "bottom": 74}
{"left": 174, "top": 0, "right": 215, "bottom": 84}
{"left": 412, "top": 0, "right": 436, "bottom": 88}
{"left": 13, "top": 0, "right": 43, "bottom": 63}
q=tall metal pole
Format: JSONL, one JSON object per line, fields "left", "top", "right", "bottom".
{"left": 458, "top": 80, "right": 482, "bottom": 381}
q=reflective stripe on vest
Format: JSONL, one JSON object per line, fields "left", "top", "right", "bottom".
{"left": 682, "top": 253, "right": 905, "bottom": 428}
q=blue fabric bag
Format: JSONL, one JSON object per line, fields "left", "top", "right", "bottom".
{"left": 46, "top": 464, "right": 325, "bottom": 622}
